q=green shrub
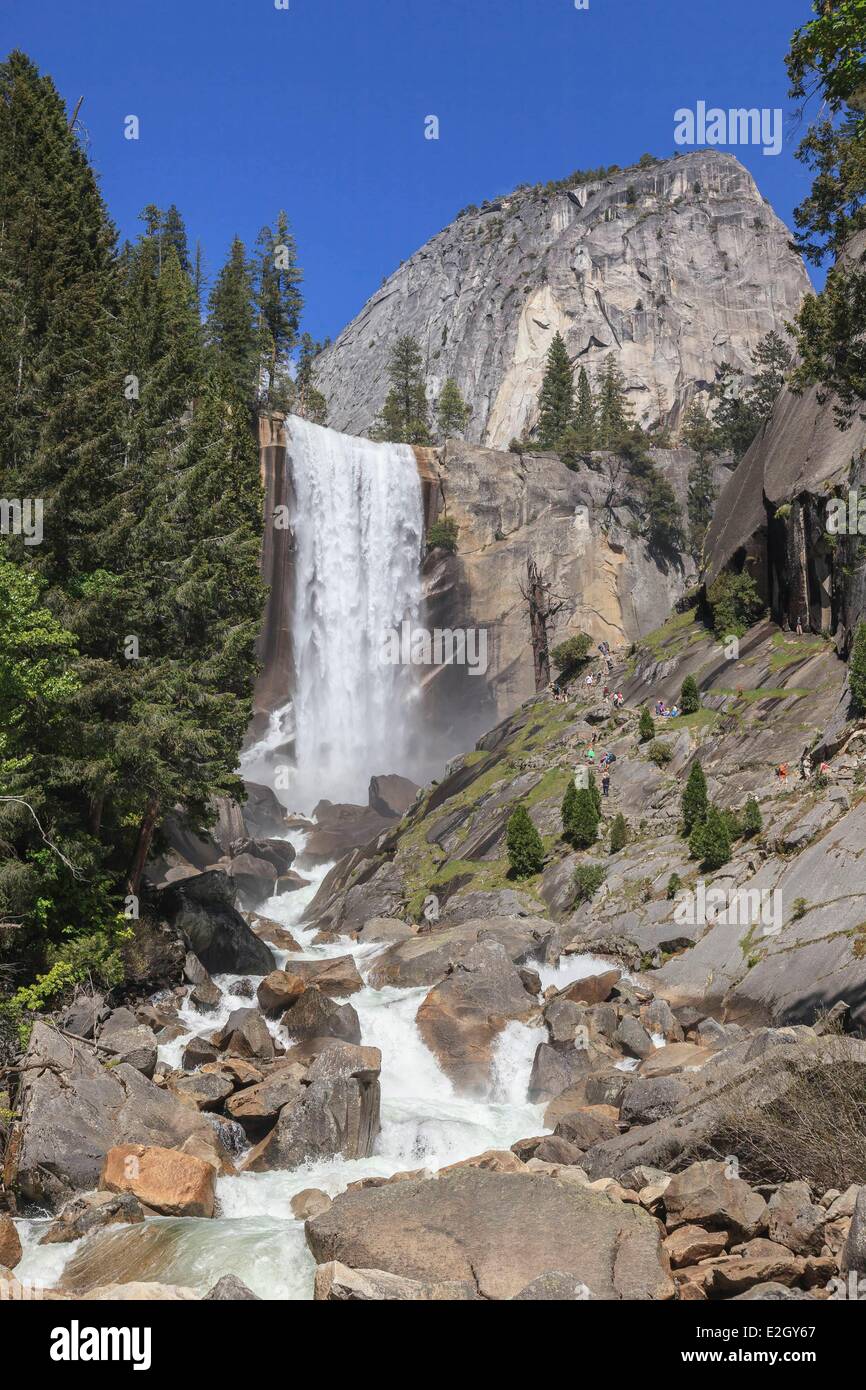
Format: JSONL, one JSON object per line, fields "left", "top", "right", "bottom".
{"left": 706, "top": 570, "right": 765, "bottom": 639}
{"left": 551, "top": 633, "right": 593, "bottom": 679}
{"left": 562, "top": 782, "right": 600, "bottom": 848}
{"left": 426, "top": 517, "right": 459, "bottom": 553}
{"left": 573, "top": 863, "right": 606, "bottom": 904}
{"left": 793, "top": 896, "right": 809, "bottom": 920}
{"left": 648, "top": 739, "right": 673, "bottom": 765}
{"left": 609, "top": 813, "right": 628, "bottom": 853}
{"left": 638, "top": 706, "right": 655, "bottom": 742}
{"left": 689, "top": 805, "right": 731, "bottom": 870}
{"left": 742, "top": 796, "right": 763, "bottom": 837}
{"left": 850, "top": 622, "right": 866, "bottom": 717}
{"left": 680, "top": 675, "right": 700, "bottom": 714}
{"left": 681, "top": 760, "right": 708, "bottom": 834}
{"left": 666, "top": 872, "right": 682, "bottom": 900}
{"left": 506, "top": 805, "right": 545, "bottom": 878}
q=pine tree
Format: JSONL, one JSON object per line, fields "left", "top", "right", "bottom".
{"left": 595, "top": 353, "right": 632, "bottom": 449}
{"left": 537, "top": 333, "right": 575, "bottom": 449}
{"left": 207, "top": 236, "right": 260, "bottom": 400}
{"left": 742, "top": 796, "right": 763, "bottom": 837}
{"left": 680, "top": 675, "right": 700, "bottom": 714}
{"left": 562, "top": 782, "right": 600, "bottom": 848}
{"left": 295, "top": 332, "right": 328, "bottom": 424}
{"left": 506, "top": 804, "right": 545, "bottom": 878}
{"left": 681, "top": 760, "right": 708, "bottom": 835}
{"left": 255, "top": 211, "right": 303, "bottom": 407}
{"left": 573, "top": 366, "right": 596, "bottom": 450}
{"left": 638, "top": 706, "right": 655, "bottom": 742}
{"left": 689, "top": 804, "right": 731, "bottom": 870}
{"left": 373, "top": 336, "right": 431, "bottom": 444}
{"left": 850, "top": 622, "right": 866, "bottom": 716}
{"left": 609, "top": 813, "right": 628, "bottom": 853}
{"left": 161, "top": 204, "right": 192, "bottom": 276}
{"left": 436, "top": 378, "right": 470, "bottom": 439}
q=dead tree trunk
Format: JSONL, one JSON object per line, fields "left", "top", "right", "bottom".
{"left": 521, "top": 558, "right": 566, "bottom": 692}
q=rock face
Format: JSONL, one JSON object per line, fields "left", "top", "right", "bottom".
{"left": 420, "top": 440, "right": 733, "bottom": 725}
{"left": 314, "top": 151, "right": 807, "bottom": 447}
{"left": 244, "top": 1075, "right": 380, "bottom": 1172}
{"left": 6, "top": 1023, "right": 214, "bottom": 1207}
{"left": 305, "top": 1168, "right": 674, "bottom": 1300}
{"left": 706, "top": 228, "right": 866, "bottom": 648}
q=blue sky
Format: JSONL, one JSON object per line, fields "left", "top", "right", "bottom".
{"left": 4, "top": 0, "right": 820, "bottom": 343}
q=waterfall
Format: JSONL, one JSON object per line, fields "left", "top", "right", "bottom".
{"left": 286, "top": 415, "right": 424, "bottom": 809}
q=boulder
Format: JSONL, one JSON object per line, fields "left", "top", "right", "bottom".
{"left": 766, "top": 1182, "right": 827, "bottom": 1257}
{"left": 224, "top": 1067, "right": 305, "bottom": 1138}
{"left": 614, "top": 1015, "right": 655, "bottom": 1061}
{"left": 358, "top": 918, "right": 415, "bottom": 945}
{"left": 842, "top": 1187, "right": 866, "bottom": 1276}
{"left": 39, "top": 1191, "right": 145, "bottom": 1245}
{"left": 367, "top": 916, "right": 553, "bottom": 990}
{"left": 165, "top": 1071, "right": 235, "bottom": 1112}
{"left": 158, "top": 871, "right": 275, "bottom": 976}
{"left": 527, "top": 1041, "right": 609, "bottom": 1104}
{"left": 314, "top": 1260, "right": 477, "bottom": 1301}
{"left": 286, "top": 955, "right": 364, "bottom": 998}
{"left": 280, "top": 989, "right": 362, "bottom": 1045}
{"left": 291, "top": 1188, "right": 333, "bottom": 1221}
{"left": 512, "top": 1272, "right": 593, "bottom": 1300}
{"left": 7, "top": 1023, "right": 214, "bottom": 1207}
{"left": 554, "top": 1109, "right": 619, "bottom": 1150}
{"left": 212, "top": 1007, "right": 275, "bottom": 1061}
{"left": 620, "top": 1075, "right": 692, "bottom": 1126}
{"left": 416, "top": 940, "right": 538, "bottom": 1093}
{"left": 58, "top": 990, "right": 107, "bottom": 1041}
{"left": 306, "top": 1043, "right": 381, "bottom": 1086}
{"left": 96, "top": 1011, "right": 158, "bottom": 1079}
{"left": 204, "top": 1275, "right": 261, "bottom": 1300}
{"left": 663, "top": 1224, "right": 729, "bottom": 1268}
{"left": 100, "top": 1143, "right": 216, "bottom": 1218}
{"left": 243, "top": 1075, "right": 380, "bottom": 1172}
{"left": 257, "top": 970, "right": 307, "bottom": 1016}
{"left": 182, "top": 1037, "right": 219, "bottom": 1069}
{"left": 189, "top": 980, "right": 222, "bottom": 1013}
{"left": 556, "top": 969, "right": 621, "bottom": 1007}
{"left": 368, "top": 774, "right": 419, "bottom": 820}
{"left": 0, "top": 1215, "right": 22, "bottom": 1270}
{"left": 663, "top": 1161, "right": 767, "bottom": 1240}
{"left": 305, "top": 1169, "right": 675, "bottom": 1301}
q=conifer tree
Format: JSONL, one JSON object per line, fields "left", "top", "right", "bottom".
{"left": 609, "top": 813, "right": 628, "bottom": 853}
{"left": 563, "top": 782, "right": 600, "bottom": 848}
{"left": 680, "top": 675, "right": 700, "bottom": 714}
{"left": 742, "top": 796, "right": 763, "bottom": 837}
{"left": 255, "top": 211, "right": 303, "bottom": 407}
{"left": 689, "top": 804, "right": 731, "bottom": 870}
{"left": 638, "top": 706, "right": 655, "bottom": 742}
{"left": 507, "top": 804, "right": 545, "bottom": 878}
{"left": 681, "top": 759, "right": 708, "bottom": 835}
{"left": 573, "top": 366, "right": 596, "bottom": 450}
{"left": 436, "top": 378, "right": 470, "bottom": 439}
{"left": 595, "top": 354, "right": 632, "bottom": 449}
{"left": 537, "top": 332, "right": 575, "bottom": 449}
{"left": 850, "top": 622, "right": 866, "bottom": 716}
{"left": 373, "top": 335, "right": 431, "bottom": 444}
{"left": 295, "top": 333, "right": 328, "bottom": 424}
{"left": 207, "top": 236, "right": 260, "bottom": 400}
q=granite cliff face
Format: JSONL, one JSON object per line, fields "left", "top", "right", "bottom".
{"left": 314, "top": 151, "right": 809, "bottom": 447}
{"left": 419, "top": 439, "right": 732, "bottom": 746}
{"left": 706, "top": 231, "right": 866, "bottom": 659}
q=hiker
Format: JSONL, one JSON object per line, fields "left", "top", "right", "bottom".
{"left": 778, "top": 762, "right": 788, "bottom": 781}
{"left": 602, "top": 773, "right": 611, "bottom": 797}
{"left": 586, "top": 746, "right": 596, "bottom": 763}
{"left": 670, "top": 704, "right": 680, "bottom": 718}
{"left": 800, "top": 754, "right": 812, "bottom": 780}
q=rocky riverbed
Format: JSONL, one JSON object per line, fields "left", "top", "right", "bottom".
{"left": 3, "top": 611, "right": 866, "bottom": 1301}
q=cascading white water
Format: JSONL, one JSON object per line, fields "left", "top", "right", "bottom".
{"left": 287, "top": 416, "right": 424, "bottom": 809}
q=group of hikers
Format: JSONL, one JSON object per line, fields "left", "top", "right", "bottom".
{"left": 583, "top": 743, "right": 617, "bottom": 797}
{"left": 654, "top": 699, "right": 681, "bottom": 719}
{"left": 776, "top": 753, "right": 831, "bottom": 783}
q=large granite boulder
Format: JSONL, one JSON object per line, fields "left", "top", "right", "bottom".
{"left": 5, "top": 1023, "right": 213, "bottom": 1207}
{"left": 158, "top": 871, "right": 275, "bottom": 977}
{"left": 368, "top": 916, "right": 553, "bottom": 990}
{"left": 243, "top": 1075, "right": 380, "bottom": 1172}
{"left": 305, "top": 1168, "right": 675, "bottom": 1300}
